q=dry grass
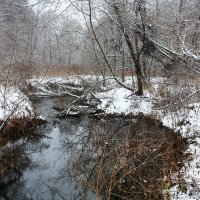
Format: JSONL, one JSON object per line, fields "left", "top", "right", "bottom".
{"left": 34, "top": 64, "right": 138, "bottom": 78}
{"left": 68, "top": 116, "right": 190, "bottom": 200}
{"left": 0, "top": 117, "right": 46, "bottom": 143}
{"left": 154, "top": 70, "right": 200, "bottom": 110}
{"left": 170, "top": 73, "right": 200, "bottom": 86}
{"left": 35, "top": 64, "right": 98, "bottom": 77}
{"left": 0, "top": 61, "right": 36, "bottom": 88}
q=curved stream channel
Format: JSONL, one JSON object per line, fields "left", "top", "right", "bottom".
{"left": 0, "top": 97, "right": 189, "bottom": 200}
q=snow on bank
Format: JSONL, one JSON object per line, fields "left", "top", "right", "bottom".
{"left": 163, "top": 104, "right": 200, "bottom": 200}
{"left": 0, "top": 86, "right": 32, "bottom": 120}
{"left": 96, "top": 87, "right": 152, "bottom": 115}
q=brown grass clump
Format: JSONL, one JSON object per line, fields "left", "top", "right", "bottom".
{"left": 70, "top": 116, "right": 190, "bottom": 200}
{"left": 105, "top": 117, "right": 188, "bottom": 199}
{"left": 0, "top": 116, "right": 46, "bottom": 187}
{"left": 0, "top": 117, "right": 46, "bottom": 143}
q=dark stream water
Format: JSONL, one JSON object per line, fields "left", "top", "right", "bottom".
{"left": 0, "top": 97, "right": 188, "bottom": 200}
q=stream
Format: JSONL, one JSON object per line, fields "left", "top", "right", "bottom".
{"left": 0, "top": 97, "right": 189, "bottom": 200}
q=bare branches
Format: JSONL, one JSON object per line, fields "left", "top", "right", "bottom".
{"left": 14, "top": 0, "right": 45, "bottom": 7}
{"left": 88, "top": 0, "right": 135, "bottom": 93}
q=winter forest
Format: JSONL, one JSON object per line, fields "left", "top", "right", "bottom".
{"left": 1, "top": 0, "right": 200, "bottom": 199}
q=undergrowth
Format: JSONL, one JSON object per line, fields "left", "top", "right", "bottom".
{"left": 68, "top": 116, "right": 191, "bottom": 200}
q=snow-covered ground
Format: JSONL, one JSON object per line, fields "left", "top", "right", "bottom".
{"left": 0, "top": 86, "right": 32, "bottom": 120}
{"left": 1, "top": 75, "right": 200, "bottom": 199}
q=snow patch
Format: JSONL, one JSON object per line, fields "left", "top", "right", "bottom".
{"left": 0, "top": 86, "right": 32, "bottom": 120}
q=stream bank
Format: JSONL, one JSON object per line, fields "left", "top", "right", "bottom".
{"left": 0, "top": 95, "right": 190, "bottom": 200}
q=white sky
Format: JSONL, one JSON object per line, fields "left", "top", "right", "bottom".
{"left": 29, "top": 0, "right": 88, "bottom": 27}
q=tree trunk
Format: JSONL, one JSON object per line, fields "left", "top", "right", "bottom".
{"left": 135, "top": 62, "right": 143, "bottom": 95}
{"left": 176, "top": 0, "right": 186, "bottom": 52}
{"left": 112, "top": 3, "right": 144, "bottom": 95}
{"left": 191, "top": 15, "right": 200, "bottom": 52}
{"left": 55, "top": 32, "right": 62, "bottom": 64}
{"left": 121, "top": 50, "right": 125, "bottom": 82}
{"left": 123, "top": 32, "right": 144, "bottom": 95}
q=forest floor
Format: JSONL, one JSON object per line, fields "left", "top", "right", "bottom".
{"left": 1, "top": 75, "right": 200, "bottom": 199}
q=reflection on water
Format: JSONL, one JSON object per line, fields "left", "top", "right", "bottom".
{"left": 0, "top": 98, "right": 189, "bottom": 200}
